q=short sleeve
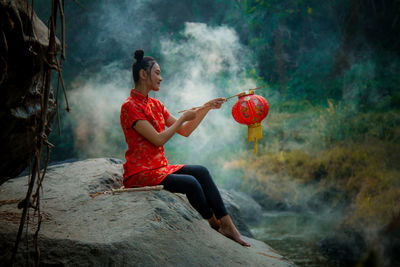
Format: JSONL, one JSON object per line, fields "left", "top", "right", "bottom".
{"left": 121, "top": 101, "right": 147, "bottom": 129}
{"left": 155, "top": 99, "right": 170, "bottom": 121}
{"left": 163, "top": 105, "right": 170, "bottom": 121}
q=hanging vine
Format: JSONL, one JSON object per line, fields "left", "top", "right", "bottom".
{"left": 10, "top": 0, "right": 69, "bottom": 265}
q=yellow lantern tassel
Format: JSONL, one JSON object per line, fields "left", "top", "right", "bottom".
{"left": 248, "top": 122, "right": 262, "bottom": 154}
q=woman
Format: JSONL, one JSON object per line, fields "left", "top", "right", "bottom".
{"left": 120, "top": 49, "right": 250, "bottom": 247}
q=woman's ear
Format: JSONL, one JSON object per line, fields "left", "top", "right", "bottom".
{"left": 139, "top": 69, "right": 147, "bottom": 81}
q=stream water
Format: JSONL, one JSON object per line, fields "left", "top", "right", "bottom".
{"left": 250, "top": 210, "right": 339, "bottom": 267}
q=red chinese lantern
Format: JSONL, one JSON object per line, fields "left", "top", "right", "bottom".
{"left": 231, "top": 90, "right": 269, "bottom": 154}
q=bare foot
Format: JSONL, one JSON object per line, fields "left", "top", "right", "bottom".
{"left": 208, "top": 214, "right": 221, "bottom": 231}
{"left": 218, "top": 215, "right": 251, "bottom": 247}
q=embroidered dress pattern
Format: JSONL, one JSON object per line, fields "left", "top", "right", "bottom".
{"left": 120, "top": 89, "right": 184, "bottom": 187}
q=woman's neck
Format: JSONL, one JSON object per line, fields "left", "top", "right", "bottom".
{"left": 134, "top": 83, "right": 151, "bottom": 96}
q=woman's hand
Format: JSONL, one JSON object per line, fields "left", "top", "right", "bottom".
{"left": 182, "top": 109, "right": 197, "bottom": 121}
{"left": 203, "top": 98, "right": 227, "bottom": 110}
{"left": 168, "top": 99, "right": 225, "bottom": 138}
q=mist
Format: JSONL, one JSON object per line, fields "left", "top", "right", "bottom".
{"left": 66, "top": 14, "right": 265, "bottom": 181}
{"left": 41, "top": 1, "right": 400, "bottom": 265}
{"left": 159, "top": 22, "right": 258, "bottom": 163}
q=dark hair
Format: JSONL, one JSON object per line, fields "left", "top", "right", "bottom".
{"left": 132, "top": 49, "right": 156, "bottom": 84}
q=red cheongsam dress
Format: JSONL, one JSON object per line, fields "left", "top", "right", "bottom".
{"left": 120, "top": 89, "right": 184, "bottom": 187}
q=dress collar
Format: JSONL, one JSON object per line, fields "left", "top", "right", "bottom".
{"left": 130, "top": 89, "right": 149, "bottom": 103}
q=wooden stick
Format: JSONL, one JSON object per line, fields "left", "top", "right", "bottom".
{"left": 90, "top": 185, "right": 164, "bottom": 198}
{"left": 177, "top": 87, "right": 262, "bottom": 113}
{"left": 177, "top": 105, "right": 203, "bottom": 114}
{"left": 226, "top": 86, "right": 262, "bottom": 100}
{"left": 58, "top": 0, "right": 66, "bottom": 60}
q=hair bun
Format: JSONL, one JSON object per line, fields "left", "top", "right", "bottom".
{"left": 134, "top": 49, "right": 144, "bottom": 62}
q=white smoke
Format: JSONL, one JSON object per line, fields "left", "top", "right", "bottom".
{"left": 67, "top": 62, "right": 131, "bottom": 158}
{"left": 158, "top": 22, "right": 258, "bottom": 164}
{"left": 66, "top": 22, "right": 263, "bottom": 180}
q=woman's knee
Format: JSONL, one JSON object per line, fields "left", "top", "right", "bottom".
{"left": 193, "top": 166, "right": 215, "bottom": 186}
{"left": 193, "top": 165, "right": 210, "bottom": 178}
{"left": 185, "top": 176, "right": 203, "bottom": 194}
{"left": 161, "top": 174, "right": 201, "bottom": 194}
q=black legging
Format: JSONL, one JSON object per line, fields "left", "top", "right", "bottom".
{"left": 160, "top": 165, "right": 228, "bottom": 220}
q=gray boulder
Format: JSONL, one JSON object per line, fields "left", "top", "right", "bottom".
{"left": 0, "top": 158, "right": 295, "bottom": 266}
{"left": 220, "top": 189, "right": 263, "bottom": 225}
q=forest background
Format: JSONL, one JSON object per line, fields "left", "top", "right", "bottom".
{"left": 34, "top": 0, "right": 399, "bottom": 255}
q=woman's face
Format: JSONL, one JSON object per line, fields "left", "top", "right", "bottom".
{"left": 147, "top": 62, "right": 162, "bottom": 91}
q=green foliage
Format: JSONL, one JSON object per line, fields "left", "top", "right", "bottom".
{"left": 315, "top": 100, "right": 400, "bottom": 146}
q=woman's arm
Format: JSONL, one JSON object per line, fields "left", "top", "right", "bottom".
{"left": 167, "top": 98, "right": 226, "bottom": 137}
{"left": 134, "top": 110, "right": 196, "bottom": 147}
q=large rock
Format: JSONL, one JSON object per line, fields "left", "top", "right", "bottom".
{"left": 0, "top": 158, "right": 295, "bottom": 266}
{"left": 220, "top": 189, "right": 263, "bottom": 225}
{"left": 0, "top": 0, "right": 57, "bottom": 185}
